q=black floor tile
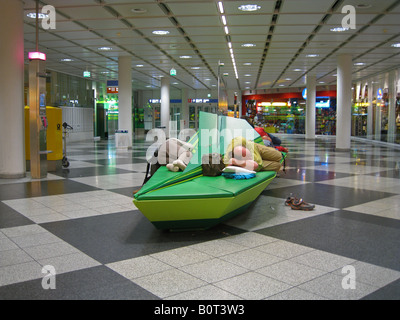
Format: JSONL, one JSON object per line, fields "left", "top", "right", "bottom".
{"left": 367, "top": 169, "right": 400, "bottom": 179}
{"left": 0, "top": 266, "right": 159, "bottom": 300}
{"left": 86, "top": 158, "right": 146, "bottom": 166}
{"left": 52, "top": 166, "right": 135, "bottom": 178}
{"left": 285, "top": 159, "right": 322, "bottom": 167}
{"left": 0, "top": 180, "right": 100, "bottom": 201}
{"left": 0, "top": 277, "right": 80, "bottom": 300}
{"left": 57, "top": 266, "right": 159, "bottom": 300}
{"left": 78, "top": 280, "right": 160, "bottom": 300}
{"left": 0, "top": 202, "right": 33, "bottom": 229}
{"left": 109, "top": 187, "right": 139, "bottom": 197}
{"left": 361, "top": 278, "right": 400, "bottom": 300}
{"left": 280, "top": 169, "right": 354, "bottom": 182}
{"left": 255, "top": 210, "right": 400, "bottom": 271}
{"left": 40, "top": 211, "right": 245, "bottom": 264}
{"left": 262, "top": 182, "right": 396, "bottom": 208}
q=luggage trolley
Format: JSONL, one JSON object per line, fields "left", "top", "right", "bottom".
{"left": 62, "top": 122, "right": 73, "bottom": 168}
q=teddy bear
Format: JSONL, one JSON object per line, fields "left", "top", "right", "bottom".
{"left": 157, "top": 138, "right": 194, "bottom": 172}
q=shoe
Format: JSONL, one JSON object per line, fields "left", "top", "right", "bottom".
{"left": 289, "top": 198, "right": 315, "bottom": 211}
{"left": 284, "top": 193, "right": 297, "bottom": 206}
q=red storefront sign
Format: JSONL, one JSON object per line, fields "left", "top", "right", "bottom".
{"left": 107, "top": 87, "right": 119, "bottom": 94}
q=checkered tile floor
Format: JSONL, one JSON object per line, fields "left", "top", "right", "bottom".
{"left": 1, "top": 136, "right": 400, "bottom": 300}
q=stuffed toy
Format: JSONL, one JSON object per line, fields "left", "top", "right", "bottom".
{"left": 157, "top": 138, "right": 194, "bottom": 172}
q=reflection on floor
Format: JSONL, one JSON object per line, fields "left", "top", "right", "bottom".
{"left": 0, "top": 135, "right": 399, "bottom": 300}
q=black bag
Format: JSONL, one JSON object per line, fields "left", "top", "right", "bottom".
{"left": 201, "top": 153, "right": 225, "bottom": 177}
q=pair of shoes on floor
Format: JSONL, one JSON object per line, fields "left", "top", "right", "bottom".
{"left": 285, "top": 193, "right": 315, "bottom": 211}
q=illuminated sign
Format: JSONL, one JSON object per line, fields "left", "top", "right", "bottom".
{"left": 170, "top": 68, "right": 177, "bottom": 76}
{"left": 107, "top": 80, "right": 118, "bottom": 94}
{"left": 302, "top": 88, "right": 307, "bottom": 99}
{"left": 188, "top": 99, "right": 218, "bottom": 103}
{"left": 83, "top": 71, "right": 91, "bottom": 77}
{"left": 107, "top": 87, "right": 119, "bottom": 94}
{"left": 148, "top": 99, "right": 183, "bottom": 103}
{"left": 316, "top": 97, "right": 330, "bottom": 108}
{"left": 377, "top": 88, "right": 383, "bottom": 99}
{"left": 28, "top": 52, "right": 46, "bottom": 61}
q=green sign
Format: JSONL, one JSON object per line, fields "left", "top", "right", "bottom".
{"left": 170, "top": 68, "right": 177, "bottom": 76}
{"left": 83, "top": 71, "right": 91, "bottom": 77}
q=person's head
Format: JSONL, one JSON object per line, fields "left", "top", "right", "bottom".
{"left": 233, "top": 146, "right": 252, "bottom": 160}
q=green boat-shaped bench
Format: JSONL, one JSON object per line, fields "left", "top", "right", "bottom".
{"left": 133, "top": 112, "right": 285, "bottom": 231}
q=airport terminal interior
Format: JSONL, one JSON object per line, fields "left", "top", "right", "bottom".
{"left": 0, "top": 0, "right": 400, "bottom": 300}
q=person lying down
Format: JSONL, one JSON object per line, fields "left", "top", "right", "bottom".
{"left": 223, "top": 136, "right": 283, "bottom": 173}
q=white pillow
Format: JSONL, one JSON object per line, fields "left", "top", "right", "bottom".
{"left": 222, "top": 166, "right": 256, "bottom": 174}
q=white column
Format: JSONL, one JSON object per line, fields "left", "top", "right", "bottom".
{"left": 305, "top": 74, "right": 316, "bottom": 140}
{"left": 181, "top": 88, "right": 189, "bottom": 129}
{"left": 375, "top": 81, "right": 382, "bottom": 141}
{"left": 0, "top": 0, "right": 25, "bottom": 178}
{"left": 367, "top": 80, "right": 373, "bottom": 139}
{"left": 336, "top": 54, "right": 353, "bottom": 151}
{"left": 388, "top": 70, "right": 397, "bottom": 144}
{"left": 161, "top": 76, "right": 170, "bottom": 136}
{"left": 118, "top": 56, "right": 132, "bottom": 147}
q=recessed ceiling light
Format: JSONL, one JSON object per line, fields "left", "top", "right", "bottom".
{"left": 241, "top": 43, "right": 256, "bottom": 47}
{"left": 172, "top": 82, "right": 179, "bottom": 85}
{"left": 293, "top": 69, "right": 302, "bottom": 72}
{"left": 221, "top": 15, "right": 227, "bottom": 25}
{"left": 279, "top": 84, "right": 285, "bottom": 87}
{"left": 245, "top": 81, "right": 251, "bottom": 84}
{"left": 98, "top": 47, "right": 112, "bottom": 51}
{"left": 136, "top": 64, "right": 144, "bottom": 67}
{"left": 205, "top": 78, "right": 211, "bottom": 81}
{"left": 391, "top": 43, "right": 400, "bottom": 48}
{"left": 26, "top": 12, "right": 48, "bottom": 19}
{"left": 319, "top": 81, "right": 325, "bottom": 84}
{"left": 131, "top": 8, "right": 147, "bottom": 14}
{"left": 101, "top": 71, "right": 110, "bottom": 74}
{"left": 330, "top": 27, "right": 349, "bottom": 32}
{"left": 61, "top": 58, "right": 73, "bottom": 62}
{"left": 238, "top": 4, "right": 261, "bottom": 11}
{"left": 356, "top": 4, "right": 372, "bottom": 9}
{"left": 285, "top": 78, "right": 292, "bottom": 81}
{"left": 152, "top": 30, "right": 170, "bottom": 35}
{"left": 191, "top": 67, "right": 201, "bottom": 70}
{"left": 179, "top": 55, "right": 192, "bottom": 59}
{"left": 306, "top": 54, "right": 319, "bottom": 58}
{"left": 244, "top": 74, "right": 252, "bottom": 77}
{"left": 354, "top": 62, "right": 365, "bottom": 66}
{"left": 243, "top": 62, "right": 252, "bottom": 66}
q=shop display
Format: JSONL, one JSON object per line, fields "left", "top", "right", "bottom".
{"left": 352, "top": 102, "right": 368, "bottom": 137}
{"left": 243, "top": 92, "right": 337, "bottom": 135}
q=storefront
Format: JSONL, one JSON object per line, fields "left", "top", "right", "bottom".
{"left": 353, "top": 68, "right": 400, "bottom": 145}
{"left": 188, "top": 99, "right": 218, "bottom": 130}
{"left": 242, "top": 90, "right": 337, "bottom": 135}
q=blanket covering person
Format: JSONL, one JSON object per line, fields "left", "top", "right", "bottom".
{"left": 223, "top": 136, "right": 283, "bottom": 173}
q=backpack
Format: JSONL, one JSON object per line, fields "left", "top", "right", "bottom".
{"left": 201, "top": 153, "right": 225, "bottom": 177}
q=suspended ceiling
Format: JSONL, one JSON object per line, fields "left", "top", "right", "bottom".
{"left": 22, "top": 0, "right": 400, "bottom": 91}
